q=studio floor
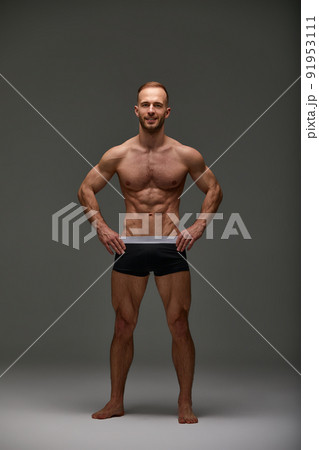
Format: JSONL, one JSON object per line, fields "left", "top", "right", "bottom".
{"left": 0, "top": 362, "right": 300, "bottom": 450}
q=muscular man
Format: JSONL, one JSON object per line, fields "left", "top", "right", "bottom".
{"left": 77, "top": 81, "right": 223, "bottom": 424}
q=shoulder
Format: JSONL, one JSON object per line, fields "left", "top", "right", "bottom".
{"left": 170, "top": 138, "right": 205, "bottom": 169}
{"left": 98, "top": 138, "right": 134, "bottom": 169}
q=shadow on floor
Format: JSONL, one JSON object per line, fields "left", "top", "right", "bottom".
{"left": 54, "top": 396, "right": 246, "bottom": 419}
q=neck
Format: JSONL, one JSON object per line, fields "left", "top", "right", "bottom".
{"left": 138, "top": 125, "right": 166, "bottom": 149}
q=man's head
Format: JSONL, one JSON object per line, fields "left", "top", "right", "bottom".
{"left": 135, "top": 81, "right": 171, "bottom": 133}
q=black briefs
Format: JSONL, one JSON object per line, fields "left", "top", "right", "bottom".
{"left": 113, "top": 236, "right": 189, "bottom": 277}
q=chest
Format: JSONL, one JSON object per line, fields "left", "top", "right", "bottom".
{"left": 117, "top": 151, "right": 187, "bottom": 190}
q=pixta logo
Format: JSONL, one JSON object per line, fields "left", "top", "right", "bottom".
{"left": 118, "top": 212, "right": 252, "bottom": 239}
{"left": 52, "top": 202, "right": 98, "bottom": 250}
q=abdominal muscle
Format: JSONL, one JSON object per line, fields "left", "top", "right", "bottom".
{"left": 121, "top": 187, "right": 181, "bottom": 237}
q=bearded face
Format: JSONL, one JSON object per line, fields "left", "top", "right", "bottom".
{"left": 135, "top": 87, "right": 170, "bottom": 133}
{"left": 138, "top": 112, "right": 166, "bottom": 133}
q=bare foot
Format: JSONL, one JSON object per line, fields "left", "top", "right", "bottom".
{"left": 178, "top": 403, "right": 198, "bottom": 424}
{"left": 91, "top": 400, "right": 124, "bottom": 420}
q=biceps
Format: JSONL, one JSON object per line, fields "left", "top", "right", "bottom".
{"left": 192, "top": 166, "right": 218, "bottom": 194}
{"left": 81, "top": 164, "right": 114, "bottom": 194}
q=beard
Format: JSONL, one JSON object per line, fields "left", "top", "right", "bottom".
{"left": 139, "top": 115, "right": 166, "bottom": 133}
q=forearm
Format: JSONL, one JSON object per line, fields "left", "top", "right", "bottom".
{"left": 193, "top": 185, "right": 223, "bottom": 231}
{"left": 77, "top": 185, "right": 109, "bottom": 230}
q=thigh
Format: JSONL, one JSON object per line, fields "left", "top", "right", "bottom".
{"left": 155, "top": 271, "right": 191, "bottom": 318}
{"left": 111, "top": 270, "right": 149, "bottom": 319}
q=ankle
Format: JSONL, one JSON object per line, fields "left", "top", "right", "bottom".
{"left": 178, "top": 397, "right": 192, "bottom": 406}
{"left": 110, "top": 395, "right": 124, "bottom": 405}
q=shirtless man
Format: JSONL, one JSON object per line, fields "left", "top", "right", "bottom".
{"left": 77, "top": 81, "right": 223, "bottom": 424}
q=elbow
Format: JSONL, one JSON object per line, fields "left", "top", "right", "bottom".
{"left": 77, "top": 184, "right": 85, "bottom": 203}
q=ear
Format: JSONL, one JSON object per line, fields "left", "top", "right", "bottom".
{"left": 134, "top": 105, "right": 139, "bottom": 117}
{"left": 165, "top": 107, "right": 171, "bottom": 118}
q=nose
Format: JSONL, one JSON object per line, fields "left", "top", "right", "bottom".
{"left": 148, "top": 104, "right": 155, "bottom": 114}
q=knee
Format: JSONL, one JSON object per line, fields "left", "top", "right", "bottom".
{"left": 167, "top": 311, "right": 190, "bottom": 339}
{"left": 114, "top": 312, "right": 137, "bottom": 338}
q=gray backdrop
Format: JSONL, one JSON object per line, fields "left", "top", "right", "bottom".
{"left": 0, "top": 0, "right": 300, "bottom": 449}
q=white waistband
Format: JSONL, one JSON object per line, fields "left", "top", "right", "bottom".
{"left": 120, "top": 236, "right": 177, "bottom": 244}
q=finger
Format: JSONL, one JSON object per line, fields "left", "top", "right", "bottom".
{"left": 116, "top": 241, "right": 125, "bottom": 255}
{"left": 112, "top": 239, "right": 123, "bottom": 254}
{"left": 187, "top": 239, "right": 195, "bottom": 250}
{"left": 118, "top": 238, "right": 126, "bottom": 251}
{"left": 111, "top": 240, "right": 123, "bottom": 255}
{"left": 176, "top": 236, "right": 185, "bottom": 251}
{"left": 105, "top": 243, "right": 113, "bottom": 255}
{"left": 180, "top": 239, "right": 189, "bottom": 252}
{"left": 179, "top": 238, "right": 188, "bottom": 252}
{"left": 117, "top": 239, "right": 126, "bottom": 253}
{"left": 184, "top": 230, "right": 193, "bottom": 239}
{"left": 176, "top": 233, "right": 182, "bottom": 247}
{"left": 182, "top": 234, "right": 193, "bottom": 251}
